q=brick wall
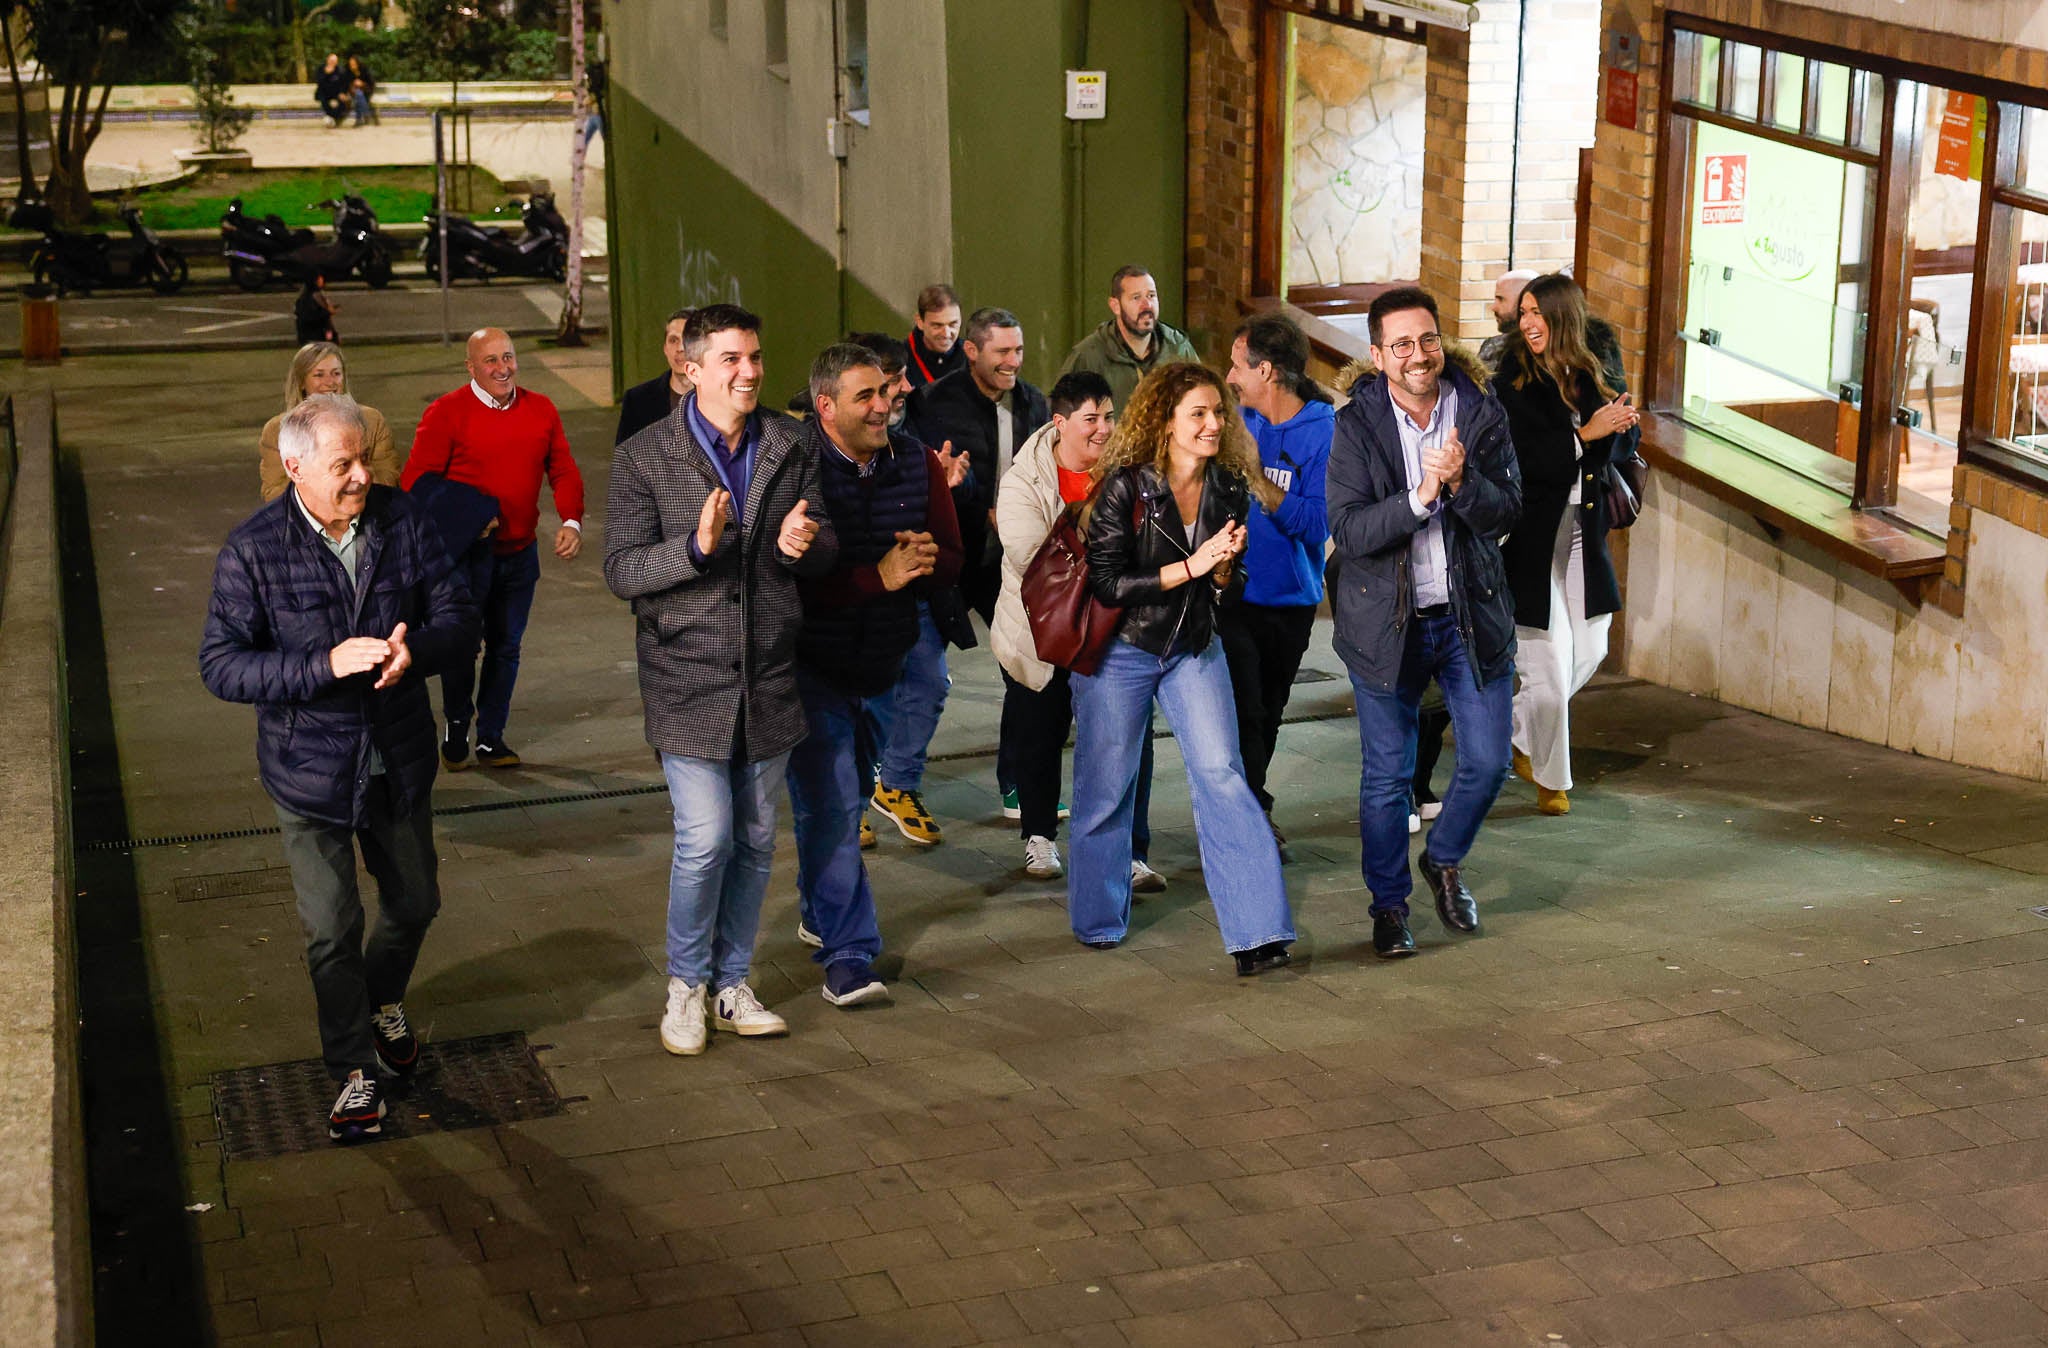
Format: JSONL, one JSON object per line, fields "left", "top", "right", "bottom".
{"left": 1184, "top": 0, "right": 1259, "bottom": 358}
{"left": 1188, "top": 1, "right": 1599, "bottom": 350}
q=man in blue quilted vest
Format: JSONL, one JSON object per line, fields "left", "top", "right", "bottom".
{"left": 788, "top": 344, "right": 964, "bottom": 1008}
{"left": 201, "top": 394, "right": 478, "bottom": 1143}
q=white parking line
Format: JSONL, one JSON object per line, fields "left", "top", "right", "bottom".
{"left": 185, "top": 313, "right": 292, "bottom": 334}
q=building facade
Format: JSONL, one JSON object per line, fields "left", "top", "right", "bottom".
{"left": 1581, "top": 0, "right": 2048, "bottom": 781}
{"left": 601, "top": 0, "right": 1191, "bottom": 391}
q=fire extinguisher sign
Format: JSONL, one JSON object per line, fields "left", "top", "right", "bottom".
{"left": 1702, "top": 154, "right": 1747, "bottom": 225}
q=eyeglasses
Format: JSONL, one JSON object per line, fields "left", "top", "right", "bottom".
{"left": 1378, "top": 333, "right": 1443, "bottom": 359}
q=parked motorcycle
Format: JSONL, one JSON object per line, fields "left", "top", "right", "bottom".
{"left": 219, "top": 194, "right": 395, "bottom": 291}
{"left": 218, "top": 197, "right": 315, "bottom": 290}
{"left": 420, "top": 193, "right": 568, "bottom": 283}
{"left": 10, "top": 200, "right": 189, "bottom": 296}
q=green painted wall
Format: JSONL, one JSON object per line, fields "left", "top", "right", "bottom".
{"left": 942, "top": 0, "right": 1189, "bottom": 379}
{"left": 608, "top": 82, "right": 901, "bottom": 399}
{"left": 607, "top": 3, "right": 1188, "bottom": 398}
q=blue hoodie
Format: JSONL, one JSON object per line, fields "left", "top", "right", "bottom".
{"left": 1240, "top": 398, "right": 1334, "bottom": 608}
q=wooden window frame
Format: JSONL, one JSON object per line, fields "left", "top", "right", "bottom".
{"left": 1644, "top": 18, "right": 2048, "bottom": 594}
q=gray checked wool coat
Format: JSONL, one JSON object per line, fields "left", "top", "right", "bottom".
{"left": 604, "top": 406, "right": 838, "bottom": 762}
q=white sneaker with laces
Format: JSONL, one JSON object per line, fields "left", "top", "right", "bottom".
{"left": 1130, "top": 858, "right": 1167, "bottom": 894}
{"left": 1023, "top": 835, "right": 1063, "bottom": 879}
{"left": 1408, "top": 812, "right": 1421, "bottom": 835}
{"left": 1419, "top": 801, "right": 1444, "bottom": 821}
{"left": 797, "top": 920, "right": 823, "bottom": 949}
{"left": 712, "top": 983, "right": 788, "bottom": 1037}
{"left": 660, "top": 977, "right": 707, "bottom": 1056}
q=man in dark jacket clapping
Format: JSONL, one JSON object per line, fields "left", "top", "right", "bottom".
{"left": 604, "top": 305, "right": 838, "bottom": 1058}
{"left": 1328, "top": 287, "right": 1521, "bottom": 960}
{"left": 200, "top": 394, "right": 478, "bottom": 1143}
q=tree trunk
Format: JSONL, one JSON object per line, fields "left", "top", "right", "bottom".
{"left": 3, "top": 16, "right": 36, "bottom": 198}
{"left": 555, "top": 0, "right": 587, "bottom": 346}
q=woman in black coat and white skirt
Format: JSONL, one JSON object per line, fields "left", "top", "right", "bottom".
{"left": 1491, "top": 273, "right": 1639, "bottom": 816}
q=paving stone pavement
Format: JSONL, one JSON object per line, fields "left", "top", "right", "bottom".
{"left": 24, "top": 340, "right": 2048, "bottom": 1347}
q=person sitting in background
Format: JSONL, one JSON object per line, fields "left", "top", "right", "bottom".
{"left": 347, "top": 54, "right": 377, "bottom": 127}
{"left": 261, "top": 342, "right": 398, "bottom": 501}
{"left": 315, "top": 53, "right": 352, "bottom": 127}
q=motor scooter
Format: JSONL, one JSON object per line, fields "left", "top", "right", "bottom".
{"left": 11, "top": 200, "right": 189, "bottom": 296}
{"left": 220, "top": 194, "right": 396, "bottom": 290}
{"left": 218, "top": 198, "right": 317, "bottom": 291}
{"left": 420, "top": 194, "right": 568, "bottom": 283}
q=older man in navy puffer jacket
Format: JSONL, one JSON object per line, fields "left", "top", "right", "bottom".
{"left": 201, "top": 394, "right": 478, "bottom": 1143}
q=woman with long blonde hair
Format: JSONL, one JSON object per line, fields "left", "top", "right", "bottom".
{"left": 259, "top": 342, "right": 399, "bottom": 500}
{"left": 1069, "top": 362, "right": 1295, "bottom": 977}
{"left": 1493, "top": 272, "right": 1638, "bottom": 815}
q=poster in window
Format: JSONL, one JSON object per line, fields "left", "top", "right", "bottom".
{"left": 1933, "top": 91, "right": 1986, "bottom": 182}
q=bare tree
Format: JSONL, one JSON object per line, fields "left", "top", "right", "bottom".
{"left": 556, "top": 0, "right": 586, "bottom": 346}
{"left": 17, "top": 0, "right": 184, "bottom": 223}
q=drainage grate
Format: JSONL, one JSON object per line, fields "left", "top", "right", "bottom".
{"left": 210, "top": 1031, "right": 565, "bottom": 1161}
{"left": 174, "top": 866, "right": 297, "bottom": 903}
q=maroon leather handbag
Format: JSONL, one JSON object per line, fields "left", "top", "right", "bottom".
{"left": 1020, "top": 503, "right": 1122, "bottom": 677}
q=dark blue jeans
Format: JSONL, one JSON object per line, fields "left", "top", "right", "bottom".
{"left": 1349, "top": 612, "right": 1513, "bottom": 916}
{"left": 441, "top": 542, "right": 540, "bottom": 743}
{"left": 786, "top": 669, "right": 886, "bottom": 969}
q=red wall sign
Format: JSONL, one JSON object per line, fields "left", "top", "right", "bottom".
{"left": 1701, "top": 153, "right": 1747, "bottom": 225}
{"left": 1604, "top": 68, "right": 1639, "bottom": 130}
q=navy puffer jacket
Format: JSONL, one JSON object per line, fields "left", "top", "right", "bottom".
{"left": 200, "top": 486, "right": 479, "bottom": 827}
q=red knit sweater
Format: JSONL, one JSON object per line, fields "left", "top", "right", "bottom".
{"left": 402, "top": 386, "right": 586, "bottom": 554}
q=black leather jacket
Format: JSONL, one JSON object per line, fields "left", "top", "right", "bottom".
{"left": 1085, "top": 464, "right": 1249, "bottom": 658}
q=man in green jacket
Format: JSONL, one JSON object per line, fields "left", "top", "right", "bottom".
{"left": 1058, "top": 265, "right": 1200, "bottom": 408}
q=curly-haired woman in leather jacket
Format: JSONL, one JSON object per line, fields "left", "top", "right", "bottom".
{"left": 1071, "top": 363, "right": 1297, "bottom": 976}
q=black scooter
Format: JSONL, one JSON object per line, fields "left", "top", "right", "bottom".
{"left": 420, "top": 194, "right": 568, "bottom": 283}
{"left": 11, "top": 200, "right": 188, "bottom": 296}
{"left": 218, "top": 197, "right": 316, "bottom": 290}
{"left": 220, "top": 194, "right": 395, "bottom": 291}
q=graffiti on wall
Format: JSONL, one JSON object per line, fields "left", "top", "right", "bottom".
{"left": 676, "top": 223, "right": 744, "bottom": 308}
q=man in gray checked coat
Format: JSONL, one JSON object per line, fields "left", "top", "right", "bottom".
{"left": 604, "top": 304, "right": 838, "bottom": 1056}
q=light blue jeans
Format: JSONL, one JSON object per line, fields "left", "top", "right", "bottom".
{"left": 865, "top": 601, "right": 950, "bottom": 794}
{"left": 660, "top": 749, "right": 788, "bottom": 989}
{"left": 1068, "top": 639, "right": 1296, "bottom": 952}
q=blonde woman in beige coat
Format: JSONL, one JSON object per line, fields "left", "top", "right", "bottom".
{"left": 991, "top": 370, "right": 1164, "bottom": 891}
{"left": 260, "top": 342, "right": 399, "bottom": 500}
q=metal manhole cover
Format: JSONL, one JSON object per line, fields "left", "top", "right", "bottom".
{"left": 174, "top": 866, "right": 297, "bottom": 902}
{"left": 210, "top": 1031, "right": 565, "bottom": 1161}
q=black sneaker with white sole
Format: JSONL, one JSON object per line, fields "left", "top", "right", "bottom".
{"left": 441, "top": 721, "right": 471, "bottom": 771}
{"left": 328, "top": 1069, "right": 386, "bottom": 1142}
{"left": 371, "top": 1001, "right": 420, "bottom": 1077}
{"left": 473, "top": 738, "right": 522, "bottom": 769}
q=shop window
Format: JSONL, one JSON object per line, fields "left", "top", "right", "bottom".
{"left": 764, "top": 0, "right": 788, "bottom": 80}
{"left": 1890, "top": 89, "right": 1984, "bottom": 505}
{"left": 1679, "top": 121, "right": 1875, "bottom": 475}
{"left": 840, "top": 0, "right": 869, "bottom": 124}
{"left": 1279, "top": 12, "right": 1426, "bottom": 332}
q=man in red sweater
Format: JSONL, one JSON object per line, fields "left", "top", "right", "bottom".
{"left": 402, "top": 327, "right": 586, "bottom": 768}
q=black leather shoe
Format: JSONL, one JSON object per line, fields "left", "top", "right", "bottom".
{"left": 1233, "top": 941, "right": 1291, "bottom": 977}
{"left": 1372, "top": 911, "right": 1416, "bottom": 958}
{"left": 1419, "top": 854, "right": 1480, "bottom": 934}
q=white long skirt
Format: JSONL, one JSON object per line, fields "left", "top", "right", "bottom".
{"left": 1511, "top": 498, "right": 1610, "bottom": 793}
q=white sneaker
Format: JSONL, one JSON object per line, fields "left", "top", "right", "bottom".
{"left": 797, "top": 920, "right": 823, "bottom": 949}
{"left": 1419, "top": 801, "right": 1443, "bottom": 821}
{"left": 660, "top": 977, "right": 707, "bottom": 1056}
{"left": 1408, "top": 812, "right": 1421, "bottom": 835}
{"left": 1024, "top": 835, "right": 1063, "bottom": 879}
{"left": 712, "top": 983, "right": 788, "bottom": 1037}
{"left": 1130, "top": 859, "right": 1167, "bottom": 894}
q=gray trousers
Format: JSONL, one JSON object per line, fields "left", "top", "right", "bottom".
{"left": 275, "top": 775, "right": 441, "bottom": 1079}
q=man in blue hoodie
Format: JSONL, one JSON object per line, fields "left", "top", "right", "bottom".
{"left": 1221, "top": 311, "right": 1335, "bottom": 854}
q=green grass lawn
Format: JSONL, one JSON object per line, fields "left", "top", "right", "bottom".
{"left": 126, "top": 166, "right": 511, "bottom": 231}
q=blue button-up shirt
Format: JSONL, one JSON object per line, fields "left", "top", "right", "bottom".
{"left": 684, "top": 392, "right": 761, "bottom": 566}
{"left": 1388, "top": 381, "right": 1455, "bottom": 608}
